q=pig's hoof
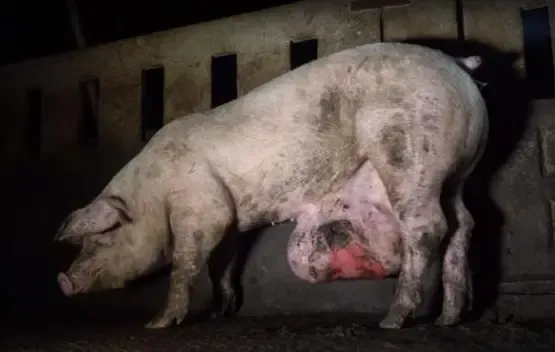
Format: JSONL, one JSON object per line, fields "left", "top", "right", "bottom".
{"left": 210, "top": 293, "right": 238, "bottom": 319}
{"left": 222, "top": 292, "right": 238, "bottom": 317}
{"left": 145, "top": 311, "right": 187, "bottom": 329}
{"left": 435, "top": 314, "right": 461, "bottom": 327}
{"left": 378, "top": 314, "right": 405, "bottom": 329}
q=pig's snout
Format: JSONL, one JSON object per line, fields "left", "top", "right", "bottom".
{"left": 57, "top": 272, "right": 75, "bottom": 296}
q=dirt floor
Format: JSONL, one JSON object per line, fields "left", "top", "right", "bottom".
{"left": 2, "top": 312, "right": 555, "bottom": 352}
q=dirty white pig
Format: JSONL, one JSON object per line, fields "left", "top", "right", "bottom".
{"left": 54, "top": 42, "right": 488, "bottom": 329}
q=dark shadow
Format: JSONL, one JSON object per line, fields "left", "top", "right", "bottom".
{"left": 0, "top": 146, "right": 140, "bottom": 330}
{"left": 0, "top": 155, "right": 262, "bottom": 333}
{"left": 207, "top": 227, "right": 263, "bottom": 316}
{"left": 401, "top": 37, "right": 532, "bottom": 320}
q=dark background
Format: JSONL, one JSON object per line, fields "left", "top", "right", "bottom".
{"left": 1, "top": 1, "right": 553, "bottom": 99}
{"left": 0, "top": 0, "right": 302, "bottom": 66}
{"left": 0, "top": 2, "right": 554, "bottom": 349}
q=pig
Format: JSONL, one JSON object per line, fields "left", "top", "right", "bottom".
{"left": 54, "top": 42, "right": 488, "bottom": 330}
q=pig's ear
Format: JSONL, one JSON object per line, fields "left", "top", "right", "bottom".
{"left": 54, "top": 195, "right": 132, "bottom": 243}
{"left": 457, "top": 56, "right": 482, "bottom": 71}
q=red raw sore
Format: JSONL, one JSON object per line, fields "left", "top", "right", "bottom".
{"left": 328, "top": 242, "right": 387, "bottom": 280}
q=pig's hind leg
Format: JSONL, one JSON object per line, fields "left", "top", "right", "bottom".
{"left": 435, "top": 185, "right": 475, "bottom": 327}
{"left": 379, "top": 189, "right": 448, "bottom": 329}
{"left": 209, "top": 252, "right": 239, "bottom": 318}
{"left": 145, "top": 183, "right": 235, "bottom": 329}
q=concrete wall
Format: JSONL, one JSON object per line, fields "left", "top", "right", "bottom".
{"left": 1, "top": 0, "right": 551, "bottom": 159}
{"left": 0, "top": 0, "right": 383, "bottom": 161}
{"left": 3, "top": 0, "right": 555, "bottom": 323}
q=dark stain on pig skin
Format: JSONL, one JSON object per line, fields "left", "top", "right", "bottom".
{"left": 239, "top": 194, "right": 254, "bottom": 208}
{"left": 189, "top": 230, "right": 208, "bottom": 269}
{"left": 387, "top": 87, "right": 406, "bottom": 105}
{"left": 381, "top": 124, "right": 409, "bottom": 168}
{"left": 318, "top": 88, "right": 341, "bottom": 133}
{"left": 376, "top": 74, "right": 384, "bottom": 86}
{"left": 309, "top": 165, "right": 338, "bottom": 194}
{"left": 361, "top": 56, "right": 383, "bottom": 79}
{"left": 192, "top": 230, "right": 205, "bottom": 247}
{"left": 146, "top": 163, "right": 162, "bottom": 179}
{"left": 309, "top": 266, "right": 318, "bottom": 280}
{"left": 296, "top": 88, "right": 308, "bottom": 98}
{"left": 398, "top": 209, "right": 406, "bottom": 222}
{"left": 422, "top": 137, "right": 431, "bottom": 153}
{"left": 396, "top": 197, "right": 420, "bottom": 222}
{"left": 423, "top": 114, "right": 440, "bottom": 132}
{"left": 318, "top": 220, "right": 355, "bottom": 249}
{"left": 159, "top": 139, "right": 190, "bottom": 162}
{"left": 417, "top": 231, "right": 442, "bottom": 254}
{"left": 313, "top": 236, "right": 329, "bottom": 253}
{"left": 449, "top": 254, "right": 460, "bottom": 267}
{"left": 391, "top": 240, "right": 402, "bottom": 258}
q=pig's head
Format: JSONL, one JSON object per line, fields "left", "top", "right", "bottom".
{"left": 54, "top": 195, "right": 164, "bottom": 297}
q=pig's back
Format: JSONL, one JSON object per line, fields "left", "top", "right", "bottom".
{"left": 192, "top": 43, "right": 484, "bottom": 171}
{"left": 151, "top": 43, "right": 486, "bottom": 220}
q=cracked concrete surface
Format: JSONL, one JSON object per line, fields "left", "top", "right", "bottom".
{"left": 2, "top": 314, "right": 554, "bottom": 352}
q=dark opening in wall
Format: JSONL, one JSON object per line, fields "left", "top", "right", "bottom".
{"left": 26, "top": 88, "right": 42, "bottom": 156}
{"left": 141, "top": 66, "right": 165, "bottom": 142}
{"left": 79, "top": 78, "right": 99, "bottom": 148}
{"left": 455, "top": 0, "right": 465, "bottom": 40}
{"left": 290, "top": 39, "right": 318, "bottom": 70}
{"left": 211, "top": 53, "right": 238, "bottom": 108}
{"left": 521, "top": 6, "right": 555, "bottom": 99}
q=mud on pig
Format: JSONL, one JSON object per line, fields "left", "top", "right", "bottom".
{"left": 54, "top": 42, "right": 488, "bottom": 329}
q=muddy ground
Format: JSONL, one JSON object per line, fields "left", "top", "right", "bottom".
{"left": 2, "top": 311, "right": 554, "bottom": 352}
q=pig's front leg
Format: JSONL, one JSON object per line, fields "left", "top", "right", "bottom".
{"left": 146, "top": 193, "right": 234, "bottom": 329}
